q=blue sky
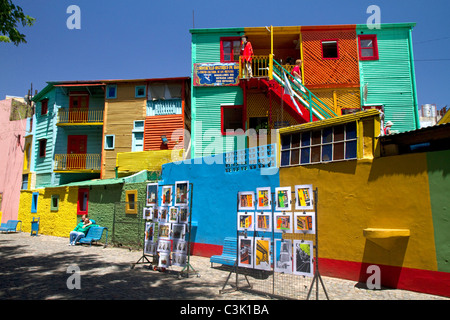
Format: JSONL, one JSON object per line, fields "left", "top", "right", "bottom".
{"left": 1, "top": 0, "right": 449, "bottom": 109}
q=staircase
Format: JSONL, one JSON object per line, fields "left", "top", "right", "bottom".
{"left": 245, "top": 60, "right": 338, "bottom": 124}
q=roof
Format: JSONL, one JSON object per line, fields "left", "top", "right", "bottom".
{"left": 379, "top": 122, "right": 450, "bottom": 144}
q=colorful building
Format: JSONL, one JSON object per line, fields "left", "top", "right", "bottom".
{"left": 189, "top": 23, "right": 419, "bottom": 158}
{"left": 0, "top": 98, "right": 27, "bottom": 224}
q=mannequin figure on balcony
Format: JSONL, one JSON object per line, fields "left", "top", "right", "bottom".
{"left": 291, "top": 59, "right": 306, "bottom": 92}
{"left": 240, "top": 35, "right": 253, "bottom": 78}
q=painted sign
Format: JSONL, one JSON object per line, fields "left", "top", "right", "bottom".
{"left": 193, "top": 62, "right": 239, "bottom": 86}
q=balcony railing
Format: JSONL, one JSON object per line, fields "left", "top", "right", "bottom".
{"left": 239, "top": 55, "right": 294, "bottom": 79}
{"left": 54, "top": 154, "right": 101, "bottom": 172}
{"left": 57, "top": 108, "right": 104, "bottom": 125}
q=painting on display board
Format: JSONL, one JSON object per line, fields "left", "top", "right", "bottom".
{"left": 255, "top": 212, "right": 272, "bottom": 232}
{"left": 175, "top": 181, "right": 189, "bottom": 206}
{"left": 294, "top": 212, "right": 315, "bottom": 234}
{"left": 173, "top": 240, "right": 188, "bottom": 255}
{"left": 274, "top": 212, "right": 293, "bottom": 233}
{"left": 238, "top": 191, "right": 255, "bottom": 211}
{"left": 157, "top": 239, "right": 172, "bottom": 253}
{"left": 275, "top": 187, "right": 292, "bottom": 211}
{"left": 178, "top": 206, "right": 189, "bottom": 224}
{"left": 144, "top": 241, "right": 157, "bottom": 255}
{"left": 158, "top": 223, "right": 171, "bottom": 240}
{"left": 237, "top": 211, "right": 254, "bottom": 231}
{"left": 159, "top": 207, "right": 169, "bottom": 223}
{"left": 274, "top": 239, "right": 292, "bottom": 274}
{"left": 144, "top": 222, "right": 155, "bottom": 242}
{"left": 238, "top": 236, "right": 253, "bottom": 268}
{"left": 152, "top": 207, "right": 159, "bottom": 221}
{"left": 293, "top": 240, "right": 314, "bottom": 277}
{"left": 161, "top": 185, "right": 172, "bottom": 206}
{"left": 256, "top": 187, "right": 271, "bottom": 211}
{"left": 169, "top": 206, "right": 178, "bottom": 223}
{"left": 143, "top": 207, "right": 152, "bottom": 220}
{"left": 172, "top": 223, "right": 186, "bottom": 240}
{"left": 295, "top": 184, "right": 314, "bottom": 210}
{"left": 254, "top": 237, "right": 271, "bottom": 271}
{"left": 172, "top": 253, "right": 187, "bottom": 267}
{"left": 146, "top": 183, "right": 158, "bottom": 207}
{"left": 158, "top": 252, "right": 171, "bottom": 268}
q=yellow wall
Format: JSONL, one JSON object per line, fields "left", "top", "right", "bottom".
{"left": 103, "top": 82, "right": 147, "bottom": 179}
{"left": 116, "top": 149, "right": 184, "bottom": 175}
{"left": 18, "top": 187, "right": 79, "bottom": 238}
{"left": 279, "top": 154, "right": 437, "bottom": 271}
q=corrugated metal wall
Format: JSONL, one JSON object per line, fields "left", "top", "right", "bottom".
{"left": 357, "top": 25, "right": 418, "bottom": 132}
{"left": 191, "top": 29, "right": 245, "bottom": 158}
{"left": 144, "top": 114, "right": 184, "bottom": 150}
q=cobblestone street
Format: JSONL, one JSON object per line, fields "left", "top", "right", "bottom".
{"left": 0, "top": 232, "right": 448, "bottom": 302}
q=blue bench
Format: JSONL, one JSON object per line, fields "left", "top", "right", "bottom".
{"left": 0, "top": 220, "right": 22, "bottom": 233}
{"left": 210, "top": 237, "right": 237, "bottom": 267}
{"left": 77, "top": 226, "right": 108, "bottom": 247}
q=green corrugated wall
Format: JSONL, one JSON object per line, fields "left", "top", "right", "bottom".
{"left": 190, "top": 29, "right": 245, "bottom": 158}
{"left": 357, "top": 23, "right": 419, "bottom": 133}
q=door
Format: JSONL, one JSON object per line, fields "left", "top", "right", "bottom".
{"left": 69, "top": 93, "right": 89, "bottom": 123}
{"left": 67, "top": 135, "right": 87, "bottom": 170}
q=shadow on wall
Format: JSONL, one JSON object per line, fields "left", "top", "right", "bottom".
{"left": 359, "top": 236, "right": 409, "bottom": 289}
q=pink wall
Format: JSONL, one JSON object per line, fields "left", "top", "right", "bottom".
{"left": 0, "top": 99, "right": 26, "bottom": 223}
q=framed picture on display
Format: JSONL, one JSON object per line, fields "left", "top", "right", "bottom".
{"left": 295, "top": 184, "right": 314, "bottom": 210}
{"left": 159, "top": 207, "right": 169, "bottom": 223}
{"left": 274, "top": 239, "right": 292, "bottom": 274}
{"left": 146, "top": 183, "right": 158, "bottom": 206}
{"left": 237, "top": 211, "right": 254, "bottom": 231}
{"left": 238, "top": 236, "right": 253, "bottom": 268}
{"left": 255, "top": 212, "right": 272, "bottom": 232}
{"left": 275, "top": 187, "right": 291, "bottom": 211}
{"left": 175, "top": 181, "right": 189, "bottom": 206}
{"left": 172, "top": 253, "right": 187, "bottom": 267}
{"left": 294, "top": 212, "right": 315, "bottom": 234}
{"left": 172, "top": 223, "right": 186, "bottom": 240}
{"left": 144, "top": 222, "right": 155, "bottom": 242}
{"left": 169, "top": 206, "right": 178, "bottom": 223}
{"left": 256, "top": 187, "right": 271, "bottom": 211}
{"left": 274, "top": 212, "right": 293, "bottom": 233}
{"left": 254, "top": 237, "right": 271, "bottom": 271}
{"left": 158, "top": 223, "right": 171, "bottom": 240}
{"left": 161, "top": 185, "right": 172, "bottom": 206}
{"left": 144, "top": 241, "right": 157, "bottom": 255}
{"left": 238, "top": 191, "right": 255, "bottom": 211}
{"left": 157, "top": 239, "right": 172, "bottom": 253}
{"left": 178, "top": 206, "right": 189, "bottom": 224}
{"left": 293, "top": 240, "right": 314, "bottom": 277}
{"left": 172, "top": 240, "right": 188, "bottom": 254}
{"left": 143, "top": 207, "right": 152, "bottom": 220}
{"left": 158, "top": 252, "right": 171, "bottom": 268}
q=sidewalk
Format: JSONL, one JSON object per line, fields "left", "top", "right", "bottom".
{"left": 0, "top": 232, "right": 448, "bottom": 300}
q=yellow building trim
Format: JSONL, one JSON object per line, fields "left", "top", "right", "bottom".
{"left": 116, "top": 149, "right": 184, "bottom": 174}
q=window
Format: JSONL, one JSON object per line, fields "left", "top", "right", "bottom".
{"left": 135, "top": 85, "right": 146, "bottom": 98}
{"left": 220, "top": 37, "right": 241, "bottom": 63}
{"left": 31, "top": 192, "right": 39, "bottom": 213}
{"left": 51, "top": 195, "right": 59, "bottom": 212}
{"left": 221, "top": 105, "right": 244, "bottom": 135}
{"left": 77, "top": 188, "right": 89, "bottom": 215}
{"left": 38, "top": 139, "right": 47, "bottom": 158}
{"left": 125, "top": 190, "right": 138, "bottom": 214}
{"left": 106, "top": 85, "right": 117, "bottom": 99}
{"left": 280, "top": 122, "right": 357, "bottom": 166}
{"left": 104, "top": 135, "right": 115, "bottom": 150}
{"left": 321, "top": 40, "right": 339, "bottom": 59}
{"left": 358, "top": 34, "right": 379, "bottom": 60}
{"left": 40, "top": 99, "right": 48, "bottom": 115}
{"left": 21, "top": 174, "right": 28, "bottom": 190}
{"left": 132, "top": 120, "right": 145, "bottom": 152}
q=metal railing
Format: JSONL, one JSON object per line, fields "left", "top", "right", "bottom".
{"left": 54, "top": 153, "right": 101, "bottom": 171}
{"left": 57, "top": 108, "right": 104, "bottom": 124}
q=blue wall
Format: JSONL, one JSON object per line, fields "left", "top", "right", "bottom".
{"left": 160, "top": 154, "right": 280, "bottom": 247}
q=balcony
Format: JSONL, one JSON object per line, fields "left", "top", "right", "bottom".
{"left": 239, "top": 55, "right": 294, "bottom": 79}
{"left": 56, "top": 108, "right": 104, "bottom": 126}
{"left": 54, "top": 154, "right": 101, "bottom": 173}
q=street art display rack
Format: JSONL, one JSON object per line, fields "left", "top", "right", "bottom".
{"left": 220, "top": 185, "right": 329, "bottom": 300}
{"left": 132, "top": 182, "right": 199, "bottom": 278}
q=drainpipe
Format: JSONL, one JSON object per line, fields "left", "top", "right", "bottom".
{"left": 408, "top": 27, "right": 420, "bottom": 130}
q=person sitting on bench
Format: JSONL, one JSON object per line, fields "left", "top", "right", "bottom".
{"left": 69, "top": 215, "right": 92, "bottom": 246}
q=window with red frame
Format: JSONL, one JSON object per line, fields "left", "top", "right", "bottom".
{"left": 41, "top": 99, "right": 48, "bottom": 115}
{"left": 221, "top": 105, "right": 244, "bottom": 135}
{"left": 220, "top": 37, "right": 241, "bottom": 63}
{"left": 358, "top": 34, "right": 379, "bottom": 60}
{"left": 321, "top": 40, "right": 339, "bottom": 59}
{"left": 38, "top": 139, "right": 47, "bottom": 158}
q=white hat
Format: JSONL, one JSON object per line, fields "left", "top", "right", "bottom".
{"left": 386, "top": 121, "right": 393, "bottom": 126}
